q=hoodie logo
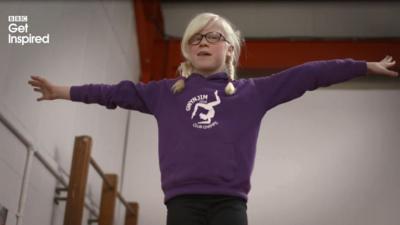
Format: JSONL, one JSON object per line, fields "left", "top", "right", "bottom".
{"left": 185, "top": 90, "right": 220, "bottom": 129}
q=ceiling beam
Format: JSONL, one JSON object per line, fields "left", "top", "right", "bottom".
{"left": 134, "top": 0, "right": 400, "bottom": 81}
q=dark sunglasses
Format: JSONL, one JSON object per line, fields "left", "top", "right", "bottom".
{"left": 189, "top": 32, "right": 229, "bottom": 45}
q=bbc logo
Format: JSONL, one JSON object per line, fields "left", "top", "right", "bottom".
{"left": 8, "top": 16, "right": 28, "bottom": 22}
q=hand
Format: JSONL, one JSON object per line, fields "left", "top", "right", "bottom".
{"left": 28, "top": 75, "right": 58, "bottom": 101}
{"left": 367, "top": 55, "right": 399, "bottom": 77}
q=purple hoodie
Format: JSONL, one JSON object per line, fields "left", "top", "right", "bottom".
{"left": 70, "top": 59, "right": 367, "bottom": 204}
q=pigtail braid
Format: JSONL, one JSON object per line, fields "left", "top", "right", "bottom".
{"left": 224, "top": 55, "right": 236, "bottom": 95}
{"left": 171, "top": 61, "right": 192, "bottom": 94}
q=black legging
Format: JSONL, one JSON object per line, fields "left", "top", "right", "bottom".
{"left": 165, "top": 194, "right": 248, "bottom": 225}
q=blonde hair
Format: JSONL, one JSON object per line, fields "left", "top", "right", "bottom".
{"left": 171, "top": 12, "right": 243, "bottom": 95}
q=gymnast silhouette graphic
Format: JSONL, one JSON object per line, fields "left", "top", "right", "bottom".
{"left": 191, "top": 90, "right": 221, "bottom": 124}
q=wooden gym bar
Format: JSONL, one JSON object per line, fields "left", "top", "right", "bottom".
{"left": 59, "top": 136, "right": 139, "bottom": 225}
{"left": 63, "top": 136, "right": 92, "bottom": 225}
{"left": 90, "top": 158, "right": 137, "bottom": 216}
{"left": 99, "top": 174, "right": 118, "bottom": 225}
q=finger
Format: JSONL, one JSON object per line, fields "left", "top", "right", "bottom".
{"left": 28, "top": 77, "right": 42, "bottom": 84}
{"left": 382, "top": 55, "right": 392, "bottom": 63}
{"left": 31, "top": 75, "right": 47, "bottom": 83}
{"left": 384, "top": 55, "right": 392, "bottom": 61}
{"left": 28, "top": 80, "right": 42, "bottom": 87}
{"left": 33, "top": 88, "right": 42, "bottom": 92}
{"left": 385, "top": 70, "right": 399, "bottom": 77}
{"left": 384, "top": 55, "right": 392, "bottom": 60}
{"left": 382, "top": 60, "right": 396, "bottom": 69}
{"left": 34, "top": 76, "right": 46, "bottom": 82}
{"left": 30, "top": 75, "right": 42, "bottom": 81}
{"left": 28, "top": 80, "right": 38, "bottom": 85}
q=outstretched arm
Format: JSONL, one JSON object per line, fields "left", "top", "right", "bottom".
{"left": 28, "top": 75, "right": 164, "bottom": 115}
{"left": 253, "top": 56, "right": 398, "bottom": 113}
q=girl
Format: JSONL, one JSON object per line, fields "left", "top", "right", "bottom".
{"left": 28, "top": 12, "right": 397, "bottom": 225}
